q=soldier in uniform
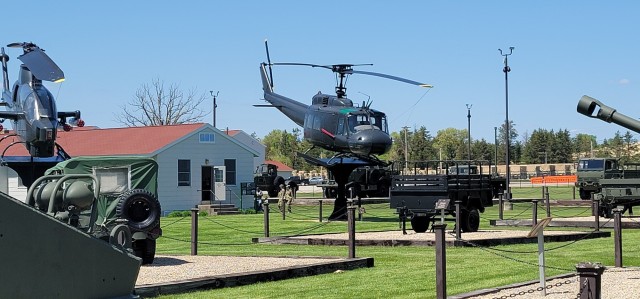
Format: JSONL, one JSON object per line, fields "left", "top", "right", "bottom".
{"left": 255, "top": 187, "right": 263, "bottom": 212}
{"left": 285, "top": 185, "right": 294, "bottom": 213}
{"left": 277, "top": 184, "right": 287, "bottom": 214}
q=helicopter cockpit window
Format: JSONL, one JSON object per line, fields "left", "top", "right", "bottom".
{"left": 312, "top": 115, "right": 321, "bottom": 130}
{"left": 22, "top": 87, "right": 56, "bottom": 122}
{"left": 348, "top": 114, "right": 385, "bottom": 133}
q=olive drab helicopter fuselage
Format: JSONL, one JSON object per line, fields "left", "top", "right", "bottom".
{"left": 0, "top": 42, "right": 83, "bottom": 158}
{"left": 258, "top": 41, "right": 431, "bottom": 159}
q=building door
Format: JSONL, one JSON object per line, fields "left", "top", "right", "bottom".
{"left": 201, "top": 166, "right": 213, "bottom": 202}
{"left": 214, "top": 166, "right": 226, "bottom": 201}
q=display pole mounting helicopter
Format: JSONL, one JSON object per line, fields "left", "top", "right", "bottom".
{"left": 0, "top": 42, "right": 84, "bottom": 187}
{"left": 258, "top": 40, "right": 432, "bottom": 219}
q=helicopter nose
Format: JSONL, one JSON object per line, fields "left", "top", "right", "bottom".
{"left": 349, "top": 129, "right": 392, "bottom": 156}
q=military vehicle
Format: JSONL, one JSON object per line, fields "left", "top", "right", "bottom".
{"left": 42, "top": 156, "right": 162, "bottom": 264}
{"left": 0, "top": 157, "right": 151, "bottom": 298}
{"left": 321, "top": 165, "right": 396, "bottom": 199}
{"left": 389, "top": 160, "right": 505, "bottom": 233}
{"left": 254, "top": 162, "right": 285, "bottom": 197}
{"left": 577, "top": 95, "right": 640, "bottom": 217}
{"left": 575, "top": 157, "right": 623, "bottom": 199}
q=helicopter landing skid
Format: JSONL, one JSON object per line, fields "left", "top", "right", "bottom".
{"left": 297, "top": 152, "right": 385, "bottom": 220}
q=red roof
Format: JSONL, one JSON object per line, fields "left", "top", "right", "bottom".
{"left": 0, "top": 123, "right": 206, "bottom": 157}
{"left": 224, "top": 129, "right": 241, "bottom": 137}
{"left": 265, "top": 160, "right": 293, "bottom": 172}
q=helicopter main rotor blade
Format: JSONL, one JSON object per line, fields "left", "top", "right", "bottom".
{"left": 17, "top": 47, "right": 64, "bottom": 83}
{"left": 271, "top": 62, "right": 333, "bottom": 70}
{"left": 350, "top": 70, "right": 432, "bottom": 88}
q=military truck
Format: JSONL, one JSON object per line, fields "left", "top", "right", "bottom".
{"left": 575, "top": 157, "right": 623, "bottom": 200}
{"left": 321, "top": 165, "right": 396, "bottom": 199}
{"left": 37, "top": 156, "right": 162, "bottom": 264}
{"left": 254, "top": 163, "right": 285, "bottom": 197}
{"left": 389, "top": 160, "right": 505, "bottom": 233}
{"left": 577, "top": 95, "right": 640, "bottom": 217}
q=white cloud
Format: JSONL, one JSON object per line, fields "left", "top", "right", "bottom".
{"left": 619, "top": 78, "right": 630, "bottom": 85}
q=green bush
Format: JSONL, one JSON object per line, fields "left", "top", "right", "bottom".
{"left": 198, "top": 211, "right": 208, "bottom": 217}
{"left": 166, "top": 211, "right": 185, "bottom": 217}
{"left": 242, "top": 209, "right": 257, "bottom": 214}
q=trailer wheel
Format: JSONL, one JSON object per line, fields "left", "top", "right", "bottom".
{"left": 460, "top": 208, "right": 480, "bottom": 232}
{"left": 579, "top": 189, "right": 590, "bottom": 200}
{"left": 133, "top": 238, "right": 156, "bottom": 264}
{"left": 116, "top": 189, "right": 161, "bottom": 231}
{"left": 411, "top": 215, "right": 429, "bottom": 233}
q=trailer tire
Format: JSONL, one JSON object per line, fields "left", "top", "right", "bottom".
{"left": 274, "top": 176, "right": 285, "bottom": 189}
{"left": 579, "top": 189, "right": 590, "bottom": 200}
{"left": 133, "top": 238, "right": 156, "bottom": 265}
{"left": 116, "top": 189, "right": 161, "bottom": 231}
{"left": 460, "top": 208, "right": 480, "bottom": 232}
{"left": 411, "top": 215, "right": 429, "bottom": 233}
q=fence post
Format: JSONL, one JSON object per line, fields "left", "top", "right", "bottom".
{"left": 347, "top": 201, "right": 356, "bottom": 259}
{"left": 190, "top": 208, "right": 199, "bottom": 256}
{"left": 532, "top": 200, "right": 538, "bottom": 225}
{"left": 572, "top": 185, "right": 576, "bottom": 200}
{"left": 318, "top": 199, "right": 323, "bottom": 223}
{"left": 594, "top": 199, "right": 599, "bottom": 232}
{"left": 545, "top": 187, "right": 551, "bottom": 217}
{"left": 498, "top": 193, "right": 504, "bottom": 220}
{"left": 434, "top": 223, "right": 447, "bottom": 299}
{"left": 455, "top": 200, "right": 461, "bottom": 240}
{"left": 263, "top": 200, "right": 270, "bottom": 237}
{"left": 576, "top": 262, "right": 605, "bottom": 299}
{"left": 614, "top": 208, "right": 623, "bottom": 267}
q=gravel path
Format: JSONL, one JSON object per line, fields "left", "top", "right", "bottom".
{"left": 136, "top": 255, "right": 340, "bottom": 286}
{"left": 466, "top": 267, "right": 640, "bottom": 298}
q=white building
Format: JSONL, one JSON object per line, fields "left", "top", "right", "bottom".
{"left": 0, "top": 124, "right": 259, "bottom": 212}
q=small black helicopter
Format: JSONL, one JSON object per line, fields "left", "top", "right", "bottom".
{"left": 258, "top": 41, "right": 431, "bottom": 159}
{"left": 0, "top": 42, "right": 84, "bottom": 158}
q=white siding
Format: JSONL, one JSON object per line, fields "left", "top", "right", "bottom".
{"left": 228, "top": 131, "right": 265, "bottom": 171}
{"left": 155, "top": 127, "right": 257, "bottom": 212}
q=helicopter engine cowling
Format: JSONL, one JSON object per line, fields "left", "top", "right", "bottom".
{"left": 348, "top": 128, "right": 392, "bottom": 156}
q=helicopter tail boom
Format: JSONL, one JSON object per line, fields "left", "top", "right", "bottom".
{"left": 259, "top": 63, "right": 308, "bottom": 126}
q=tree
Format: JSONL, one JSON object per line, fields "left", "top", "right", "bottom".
{"left": 573, "top": 133, "right": 597, "bottom": 158}
{"left": 115, "top": 79, "right": 209, "bottom": 126}
{"left": 497, "top": 121, "right": 518, "bottom": 164}
{"left": 409, "top": 126, "right": 437, "bottom": 161}
{"left": 262, "top": 129, "right": 300, "bottom": 168}
{"left": 433, "top": 128, "right": 466, "bottom": 160}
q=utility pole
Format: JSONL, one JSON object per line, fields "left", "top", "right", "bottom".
{"left": 402, "top": 126, "right": 410, "bottom": 170}
{"left": 499, "top": 46, "right": 514, "bottom": 201}
{"left": 494, "top": 126, "right": 498, "bottom": 174}
{"left": 210, "top": 91, "right": 219, "bottom": 128}
{"left": 466, "top": 104, "right": 472, "bottom": 161}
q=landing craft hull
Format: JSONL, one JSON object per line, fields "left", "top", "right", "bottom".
{"left": 0, "top": 193, "right": 140, "bottom": 298}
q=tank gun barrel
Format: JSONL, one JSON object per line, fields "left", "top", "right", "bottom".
{"left": 577, "top": 95, "right": 640, "bottom": 134}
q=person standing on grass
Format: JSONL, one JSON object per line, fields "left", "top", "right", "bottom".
{"left": 278, "top": 184, "right": 287, "bottom": 214}
{"left": 255, "top": 187, "right": 264, "bottom": 212}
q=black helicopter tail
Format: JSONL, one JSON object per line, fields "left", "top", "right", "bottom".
{"left": 0, "top": 47, "right": 9, "bottom": 101}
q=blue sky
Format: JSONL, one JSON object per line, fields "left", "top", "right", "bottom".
{"left": 2, "top": 1, "right": 639, "bottom": 143}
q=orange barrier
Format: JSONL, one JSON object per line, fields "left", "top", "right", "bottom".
{"left": 530, "top": 175, "right": 577, "bottom": 184}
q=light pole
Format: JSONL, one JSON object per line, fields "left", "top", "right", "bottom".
{"left": 494, "top": 126, "right": 498, "bottom": 174}
{"left": 210, "top": 91, "right": 219, "bottom": 128}
{"left": 402, "top": 126, "right": 410, "bottom": 170}
{"left": 499, "top": 46, "right": 514, "bottom": 201}
{"left": 466, "top": 104, "right": 472, "bottom": 161}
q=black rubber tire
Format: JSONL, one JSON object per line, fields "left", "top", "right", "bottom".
{"left": 116, "top": 189, "right": 161, "bottom": 231}
{"left": 579, "top": 189, "right": 590, "bottom": 200}
{"left": 133, "top": 238, "right": 156, "bottom": 265}
{"left": 460, "top": 208, "right": 480, "bottom": 232}
{"left": 273, "top": 176, "right": 285, "bottom": 189}
{"left": 411, "top": 215, "right": 429, "bottom": 233}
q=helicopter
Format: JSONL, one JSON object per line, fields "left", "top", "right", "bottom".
{"left": 258, "top": 41, "right": 432, "bottom": 160}
{"left": 0, "top": 42, "right": 84, "bottom": 158}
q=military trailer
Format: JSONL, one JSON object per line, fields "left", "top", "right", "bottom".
{"left": 575, "top": 157, "right": 623, "bottom": 199}
{"left": 390, "top": 160, "right": 505, "bottom": 233}
{"left": 41, "top": 156, "right": 162, "bottom": 264}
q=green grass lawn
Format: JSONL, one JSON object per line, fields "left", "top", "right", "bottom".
{"left": 154, "top": 190, "right": 639, "bottom": 299}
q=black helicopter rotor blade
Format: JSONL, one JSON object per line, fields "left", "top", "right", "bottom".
{"left": 350, "top": 70, "right": 432, "bottom": 88}
{"left": 17, "top": 47, "right": 64, "bottom": 82}
{"left": 271, "top": 62, "right": 333, "bottom": 70}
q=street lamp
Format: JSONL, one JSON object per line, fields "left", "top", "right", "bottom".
{"left": 466, "top": 104, "right": 472, "bottom": 161}
{"left": 210, "top": 91, "right": 219, "bottom": 128}
{"left": 402, "top": 126, "right": 410, "bottom": 170}
{"left": 499, "top": 46, "right": 514, "bottom": 201}
{"left": 494, "top": 126, "right": 498, "bottom": 174}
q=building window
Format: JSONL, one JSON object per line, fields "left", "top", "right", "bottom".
{"left": 178, "top": 159, "right": 191, "bottom": 186}
{"left": 224, "top": 159, "right": 236, "bottom": 185}
{"left": 199, "top": 133, "right": 215, "bottom": 143}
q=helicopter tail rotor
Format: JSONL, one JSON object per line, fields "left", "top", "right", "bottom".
{"left": 264, "top": 39, "right": 274, "bottom": 88}
{"left": 1, "top": 47, "right": 9, "bottom": 93}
